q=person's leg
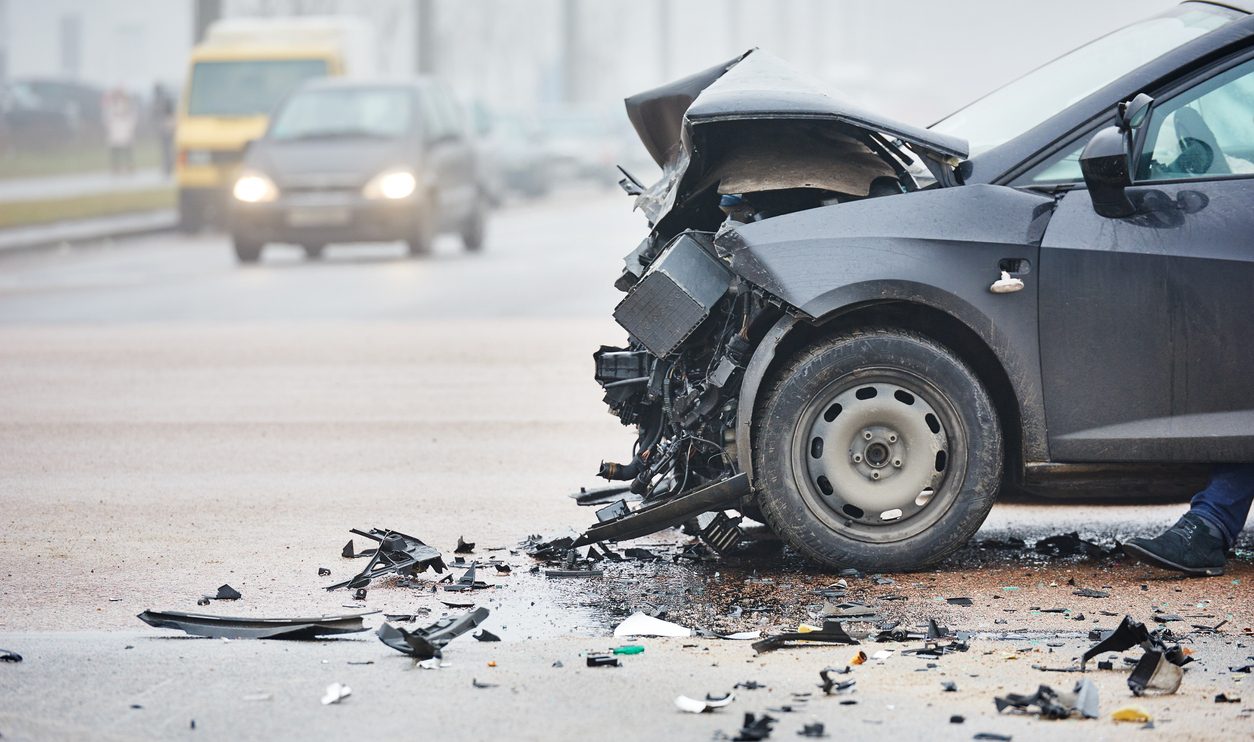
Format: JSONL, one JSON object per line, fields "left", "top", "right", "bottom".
{"left": 1190, "top": 463, "right": 1254, "bottom": 546}
{"left": 1124, "top": 464, "right": 1254, "bottom": 576}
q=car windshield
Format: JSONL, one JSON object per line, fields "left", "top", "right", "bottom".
{"left": 269, "top": 87, "right": 414, "bottom": 141}
{"left": 932, "top": 5, "right": 1238, "bottom": 157}
{"left": 187, "top": 59, "right": 328, "bottom": 117}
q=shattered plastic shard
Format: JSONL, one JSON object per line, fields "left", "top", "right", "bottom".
{"left": 214, "top": 584, "right": 242, "bottom": 601}
{"left": 586, "top": 654, "right": 620, "bottom": 667}
{"left": 327, "top": 528, "right": 445, "bottom": 591}
{"left": 752, "top": 619, "right": 859, "bottom": 654}
{"left": 675, "top": 692, "right": 735, "bottom": 713}
{"left": 1111, "top": 706, "right": 1151, "bottom": 723}
{"left": 797, "top": 722, "right": 828, "bottom": 738}
{"left": 614, "top": 612, "right": 693, "bottom": 638}
{"left": 320, "top": 683, "right": 351, "bottom": 705}
{"left": 471, "top": 678, "right": 498, "bottom": 689}
{"left": 1128, "top": 651, "right": 1183, "bottom": 696}
{"left": 474, "top": 630, "right": 501, "bottom": 642}
{"left": 454, "top": 536, "right": 475, "bottom": 554}
{"left": 376, "top": 607, "right": 490, "bottom": 659}
{"left": 444, "top": 564, "right": 490, "bottom": 592}
{"left": 727, "top": 712, "right": 777, "bottom": 742}
{"left": 818, "top": 667, "right": 856, "bottom": 696}
{"left": 0, "top": 649, "right": 22, "bottom": 662}
{"left": 946, "top": 597, "right": 974, "bottom": 606}
{"left": 137, "top": 610, "right": 376, "bottom": 640}
{"left": 1214, "top": 693, "right": 1241, "bottom": 703}
{"left": 1072, "top": 588, "right": 1110, "bottom": 598}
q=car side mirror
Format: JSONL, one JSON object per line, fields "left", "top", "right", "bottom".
{"left": 1080, "top": 93, "right": 1153, "bottom": 219}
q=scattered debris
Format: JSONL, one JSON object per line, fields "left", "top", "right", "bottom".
{"left": 1082, "top": 615, "right": 1192, "bottom": 696}
{"left": 1230, "top": 664, "right": 1253, "bottom": 674}
{"left": 1128, "top": 650, "right": 1183, "bottom": 695}
{"left": 613, "top": 645, "right": 645, "bottom": 655}
{"left": 317, "top": 567, "right": 331, "bottom": 577}
{"left": 444, "top": 564, "right": 490, "bottom": 592}
{"left": 320, "top": 683, "right": 351, "bottom": 705}
{"left": 1111, "top": 706, "right": 1151, "bottom": 723}
{"left": 474, "top": 629, "right": 501, "bottom": 642}
{"left": 137, "top": 610, "right": 375, "bottom": 640}
{"left": 471, "top": 678, "right": 498, "bottom": 689}
{"left": 1214, "top": 693, "right": 1241, "bottom": 703}
{"left": 1034, "top": 532, "right": 1110, "bottom": 559}
{"left": 972, "top": 734, "right": 1012, "bottom": 741}
{"left": 455, "top": 536, "right": 475, "bottom": 554}
{"left": 614, "top": 612, "right": 692, "bottom": 638}
{"left": 1, "top": 649, "right": 22, "bottom": 663}
{"left": 946, "top": 597, "right": 973, "bottom": 606}
{"left": 942, "top": 681, "right": 958, "bottom": 692}
{"left": 376, "top": 607, "right": 489, "bottom": 659}
{"left": 753, "top": 620, "right": 859, "bottom": 654}
{"left": 817, "top": 667, "right": 855, "bottom": 696}
{"left": 328, "top": 528, "right": 445, "bottom": 590}
{"left": 353, "top": 587, "right": 367, "bottom": 601}
{"left": 796, "top": 722, "right": 827, "bottom": 738}
{"left": 440, "top": 600, "right": 475, "bottom": 609}
{"left": 735, "top": 681, "right": 765, "bottom": 690}
{"left": 546, "top": 568, "right": 605, "bottom": 578}
{"left": 724, "top": 712, "right": 776, "bottom": 741}
{"left": 949, "top": 715, "right": 964, "bottom": 724}
{"left": 1072, "top": 588, "right": 1109, "bottom": 598}
{"left": 675, "top": 692, "right": 735, "bottom": 713}
{"left": 587, "top": 654, "right": 620, "bottom": 667}
{"left": 995, "top": 679, "right": 1099, "bottom": 720}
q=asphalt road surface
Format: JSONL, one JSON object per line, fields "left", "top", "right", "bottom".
{"left": 1, "top": 191, "right": 1251, "bottom": 741}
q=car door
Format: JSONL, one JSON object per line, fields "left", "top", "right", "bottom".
{"left": 1036, "top": 52, "right": 1254, "bottom": 462}
{"left": 421, "top": 85, "right": 475, "bottom": 226}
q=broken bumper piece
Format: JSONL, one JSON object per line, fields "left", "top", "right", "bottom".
{"left": 327, "top": 527, "right": 446, "bottom": 591}
{"left": 573, "top": 473, "right": 749, "bottom": 547}
{"left": 137, "top": 610, "right": 377, "bottom": 640}
{"left": 376, "top": 607, "right": 489, "bottom": 659}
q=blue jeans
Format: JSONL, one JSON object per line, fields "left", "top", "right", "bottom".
{"left": 1190, "top": 464, "right": 1254, "bottom": 548}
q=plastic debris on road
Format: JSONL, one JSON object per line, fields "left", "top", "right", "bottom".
{"left": 675, "top": 692, "right": 734, "bottom": 713}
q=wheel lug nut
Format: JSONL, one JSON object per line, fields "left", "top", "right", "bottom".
{"left": 871, "top": 471, "right": 880, "bottom": 479}
{"left": 888, "top": 434, "right": 897, "bottom": 443}
{"left": 892, "top": 459, "right": 902, "bottom": 467}
{"left": 852, "top": 454, "right": 863, "bottom": 463}
{"left": 863, "top": 431, "right": 873, "bottom": 440}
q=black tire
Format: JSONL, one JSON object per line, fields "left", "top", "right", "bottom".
{"left": 232, "top": 235, "right": 263, "bottom": 264}
{"left": 753, "top": 328, "right": 1002, "bottom": 572}
{"left": 461, "top": 198, "right": 486, "bottom": 252}
{"left": 302, "top": 243, "right": 325, "bottom": 260}
{"left": 178, "top": 191, "right": 204, "bottom": 234}
{"left": 407, "top": 199, "right": 435, "bottom": 257}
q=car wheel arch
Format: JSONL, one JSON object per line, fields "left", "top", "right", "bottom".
{"left": 736, "top": 296, "right": 1033, "bottom": 500}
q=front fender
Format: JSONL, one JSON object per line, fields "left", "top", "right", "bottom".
{"left": 729, "top": 185, "right": 1055, "bottom": 484}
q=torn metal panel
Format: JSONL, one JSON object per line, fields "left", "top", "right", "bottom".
{"left": 573, "top": 474, "right": 748, "bottom": 546}
{"left": 137, "top": 610, "right": 377, "bottom": 640}
{"left": 326, "top": 528, "right": 445, "bottom": 591}
{"left": 376, "top": 607, "right": 489, "bottom": 659}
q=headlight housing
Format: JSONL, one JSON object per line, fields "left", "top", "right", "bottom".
{"left": 363, "top": 169, "right": 417, "bottom": 200}
{"left": 232, "top": 172, "right": 279, "bottom": 203}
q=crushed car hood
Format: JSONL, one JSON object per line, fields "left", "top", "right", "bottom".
{"left": 623, "top": 49, "right": 969, "bottom": 223}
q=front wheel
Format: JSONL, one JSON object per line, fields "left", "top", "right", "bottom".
{"left": 753, "top": 329, "right": 1001, "bottom": 572}
{"left": 232, "top": 235, "right": 263, "bottom": 264}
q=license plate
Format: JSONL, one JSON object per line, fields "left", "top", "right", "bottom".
{"left": 286, "top": 207, "right": 350, "bottom": 227}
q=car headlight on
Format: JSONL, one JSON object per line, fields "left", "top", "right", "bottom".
{"left": 363, "top": 169, "right": 417, "bottom": 200}
{"left": 232, "top": 172, "right": 278, "bottom": 203}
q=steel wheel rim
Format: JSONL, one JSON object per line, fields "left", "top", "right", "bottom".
{"left": 789, "top": 367, "right": 968, "bottom": 543}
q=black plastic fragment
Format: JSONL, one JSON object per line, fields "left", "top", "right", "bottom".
{"left": 1072, "top": 588, "right": 1109, "bottom": 598}
{"left": 942, "top": 681, "right": 958, "bottom": 692}
{"left": 973, "top": 734, "right": 1012, "bottom": 741}
{"left": 994, "top": 684, "right": 1071, "bottom": 719}
{"left": 797, "top": 722, "right": 827, "bottom": 738}
{"left": 1097, "top": 660, "right": 1114, "bottom": 671}
{"left": 546, "top": 569, "right": 604, "bottom": 578}
{"left": 376, "top": 607, "right": 489, "bottom": 659}
{"left": 728, "top": 712, "right": 777, "bottom": 742}
{"left": 454, "top": 536, "right": 475, "bottom": 554}
{"left": 474, "top": 629, "right": 501, "bottom": 642}
{"left": 949, "top": 715, "right": 964, "bottom": 724}
{"left": 353, "top": 587, "right": 367, "bottom": 601}
{"left": 214, "top": 584, "right": 241, "bottom": 601}
{"left": 0, "top": 649, "right": 22, "bottom": 662}
{"left": 818, "top": 667, "right": 855, "bottom": 695}
{"left": 443, "top": 564, "right": 489, "bottom": 592}
{"left": 1214, "top": 693, "right": 1241, "bottom": 703}
{"left": 586, "top": 654, "right": 620, "bottom": 667}
{"left": 472, "top": 678, "right": 498, "bottom": 688}
{"left": 753, "top": 619, "right": 859, "bottom": 654}
{"left": 596, "top": 499, "right": 631, "bottom": 522}
{"left": 327, "top": 528, "right": 446, "bottom": 590}
{"left": 1034, "top": 532, "right": 1108, "bottom": 558}
{"left": 1081, "top": 615, "right": 1192, "bottom": 669}
{"left": 138, "top": 610, "right": 376, "bottom": 639}
{"left": 735, "top": 680, "right": 764, "bottom": 690}
{"left": 946, "top": 597, "right": 973, "bottom": 606}
{"left": 318, "top": 567, "right": 331, "bottom": 577}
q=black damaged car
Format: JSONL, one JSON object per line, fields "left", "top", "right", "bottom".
{"left": 580, "top": 1, "right": 1254, "bottom": 570}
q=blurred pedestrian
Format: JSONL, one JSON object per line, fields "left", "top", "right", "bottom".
{"left": 151, "top": 83, "right": 176, "bottom": 177}
{"left": 102, "top": 87, "right": 137, "bottom": 174}
{"left": 1124, "top": 464, "right": 1254, "bottom": 576}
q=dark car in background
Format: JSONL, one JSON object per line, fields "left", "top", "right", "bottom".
{"left": 580, "top": 0, "right": 1254, "bottom": 571}
{"left": 229, "top": 78, "right": 487, "bottom": 263}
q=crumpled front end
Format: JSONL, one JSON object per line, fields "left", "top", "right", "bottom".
{"left": 577, "top": 49, "right": 969, "bottom": 550}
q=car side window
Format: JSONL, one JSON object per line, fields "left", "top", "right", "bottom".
{"left": 1137, "top": 57, "right": 1254, "bottom": 180}
{"left": 1015, "top": 139, "right": 1088, "bottom": 185}
{"left": 420, "top": 88, "right": 453, "bottom": 143}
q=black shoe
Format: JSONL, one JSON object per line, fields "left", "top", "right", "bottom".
{"left": 1123, "top": 513, "right": 1226, "bottom": 576}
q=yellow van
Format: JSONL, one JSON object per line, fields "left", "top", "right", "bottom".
{"left": 175, "top": 17, "right": 373, "bottom": 231}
